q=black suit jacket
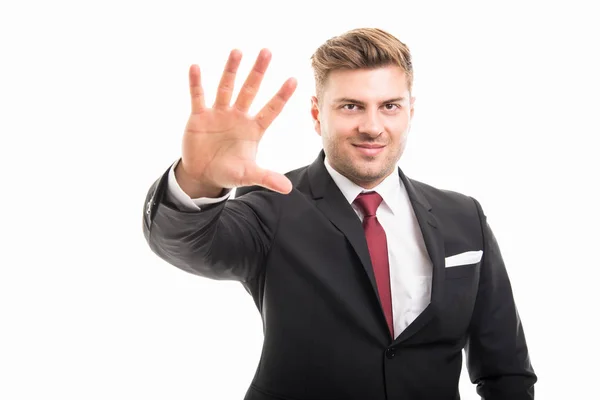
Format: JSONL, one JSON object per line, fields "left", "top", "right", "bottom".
{"left": 142, "top": 151, "right": 536, "bottom": 399}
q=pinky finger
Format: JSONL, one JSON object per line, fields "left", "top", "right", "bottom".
{"left": 189, "top": 64, "right": 206, "bottom": 113}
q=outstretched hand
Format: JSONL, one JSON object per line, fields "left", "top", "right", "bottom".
{"left": 177, "top": 49, "right": 297, "bottom": 196}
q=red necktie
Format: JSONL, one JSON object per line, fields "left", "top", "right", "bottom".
{"left": 354, "top": 192, "right": 394, "bottom": 338}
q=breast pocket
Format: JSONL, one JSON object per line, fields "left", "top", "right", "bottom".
{"left": 445, "top": 262, "right": 479, "bottom": 279}
{"left": 439, "top": 262, "right": 481, "bottom": 338}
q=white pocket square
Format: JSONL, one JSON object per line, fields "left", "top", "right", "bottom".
{"left": 445, "top": 250, "right": 483, "bottom": 268}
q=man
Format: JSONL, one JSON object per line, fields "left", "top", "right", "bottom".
{"left": 142, "top": 28, "right": 536, "bottom": 399}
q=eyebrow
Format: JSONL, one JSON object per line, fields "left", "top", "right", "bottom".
{"left": 332, "top": 97, "right": 406, "bottom": 105}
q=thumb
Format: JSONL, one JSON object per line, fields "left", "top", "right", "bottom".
{"left": 244, "top": 163, "right": 293, "bottom": 194}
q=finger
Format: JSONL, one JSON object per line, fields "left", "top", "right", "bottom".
{"left": 254, "top": 77, "right": 298, "bottom": 132}
{"left": 189, "top": 64, "right": 205, "bottom": 113}
{"left": 233, "top": 48, "right": 272, "bottom": 113}
{"left": 213, "top": 49, "right": 242, "bottom": 109}
{"left": 244, "top": 163, "right": 293, "bottom": 194}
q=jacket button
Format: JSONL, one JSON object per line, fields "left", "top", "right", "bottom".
{"left": 385, "top": 348, "right": 396, "bottom": 359}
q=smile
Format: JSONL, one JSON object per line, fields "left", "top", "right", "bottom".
{"left": 352, "top": 144, "right": 385, "bottom": 156}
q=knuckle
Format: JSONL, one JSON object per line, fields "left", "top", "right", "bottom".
{"left": 267, "top": 102, "right": 278, "bottom": 114}
{"left": 255, "top": 114, "right": 268, "bottom": 130}
{"left": 241, "top": 84, "right": 257, "bottom": 97}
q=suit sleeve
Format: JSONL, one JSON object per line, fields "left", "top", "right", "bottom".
{"left": 465, "top": 198, "right": 537, "bottom": 400}
{"left": 142, "top": 165, "right": 281, "bottom": 283}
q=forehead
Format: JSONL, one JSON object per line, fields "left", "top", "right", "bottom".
{"left": 322, "top": 66, "right": 409, "bottom": 102}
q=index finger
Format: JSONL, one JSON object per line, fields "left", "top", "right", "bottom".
{"left": 254, "top": 77, "right": 298, "bottom": 132}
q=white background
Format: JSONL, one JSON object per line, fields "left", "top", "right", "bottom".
{"left": 1, "top": 0, "right": 599, "bottom": 399}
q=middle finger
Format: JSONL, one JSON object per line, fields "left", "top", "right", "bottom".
{"left": 233, "top": 48, "right": 272, "bottom": 113}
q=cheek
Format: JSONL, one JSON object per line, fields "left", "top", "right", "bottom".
{"left": 389, "top": 119, "right": 410, "bottom": 141}
{"left": 326, "top": 119, "right": 355, "bottom": 140}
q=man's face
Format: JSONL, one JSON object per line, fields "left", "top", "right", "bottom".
{"left": 311, "top": 66, "right": 415, "bottom": 189}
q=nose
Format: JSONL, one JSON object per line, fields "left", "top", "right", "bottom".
{"left": 358, "top": 109, "right": 383, "bottom": 137}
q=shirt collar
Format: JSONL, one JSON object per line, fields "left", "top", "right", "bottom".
{"left": 323, "top": 156, "right": 402, "bottom": 215}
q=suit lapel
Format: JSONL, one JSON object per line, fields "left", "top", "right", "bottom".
{"left": 307, "top": 152, "right": 381, "bottom": 309}
{"left": 394, "top": 168, "right": 446, "bottom": 344}
{"left": 307, "top": 151, "right": 446, "bottom": 343}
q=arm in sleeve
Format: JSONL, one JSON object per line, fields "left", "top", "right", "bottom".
{"left": 166, "top": 159, "right": 232, "bottom": 211}
{"left": 465, "top": 197, "right": 537, "bottom": 400}
{"left": 142, "top": 162, "right": 282, "bottom": 283}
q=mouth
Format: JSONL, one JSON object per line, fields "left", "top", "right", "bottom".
{"left": 352, "top": 144, "right": 386, "bottom": 157}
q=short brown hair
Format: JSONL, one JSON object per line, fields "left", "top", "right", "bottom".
{"left": 310, "top": 28, "right": 413, "bottom": 100}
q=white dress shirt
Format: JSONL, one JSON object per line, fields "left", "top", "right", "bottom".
{"left": 166, "top": 158, "right": 433, "bottom": 338}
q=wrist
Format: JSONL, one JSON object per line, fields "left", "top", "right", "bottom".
{"left": 175, "top": 161, "right": 224, "bottom": 198}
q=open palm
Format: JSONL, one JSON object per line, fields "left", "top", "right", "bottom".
{"left": 179, "top": 49, "right": 297, "bottom": 194}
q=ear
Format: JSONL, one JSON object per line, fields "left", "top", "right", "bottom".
{"left": 310, "top": 96, "right": 322, "bottom": 136}
{"left": 409, "top": 95, "right": 416, "bottom": 119}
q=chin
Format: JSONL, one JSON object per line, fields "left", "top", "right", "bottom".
{"left": 349, "top": 165, "right": 387, "bottom": 183}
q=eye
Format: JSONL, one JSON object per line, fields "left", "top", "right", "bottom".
{"left": 342, "top": 104, "right": 361, "bottom": 111}
{"left": 384, "top": 103, "right": 401, "bottom": 110}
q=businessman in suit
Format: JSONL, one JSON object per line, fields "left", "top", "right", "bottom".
{"left": 142, "top": 28, "right": 536, "bottom": 399}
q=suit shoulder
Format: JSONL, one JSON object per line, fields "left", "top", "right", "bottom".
{"left": 408, "top": 177, "right": 486, "bottom": 245}
{"left": 284, "top": 164, "right": 310, "bottom": 182}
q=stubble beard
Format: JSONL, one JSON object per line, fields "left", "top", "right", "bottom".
{"left": 327, "top": 142, "right": 400, "bottom": 188}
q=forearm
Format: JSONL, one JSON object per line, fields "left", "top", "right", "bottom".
{"left": 143, "top": 166, "right": 280, "bottom": 282}
{"left": 148, "top": 192, "right": 234, "bottom": 279}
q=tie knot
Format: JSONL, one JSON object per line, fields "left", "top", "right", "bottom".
{"left": 353, "top": 191, "right": 383, "bottom": 217}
